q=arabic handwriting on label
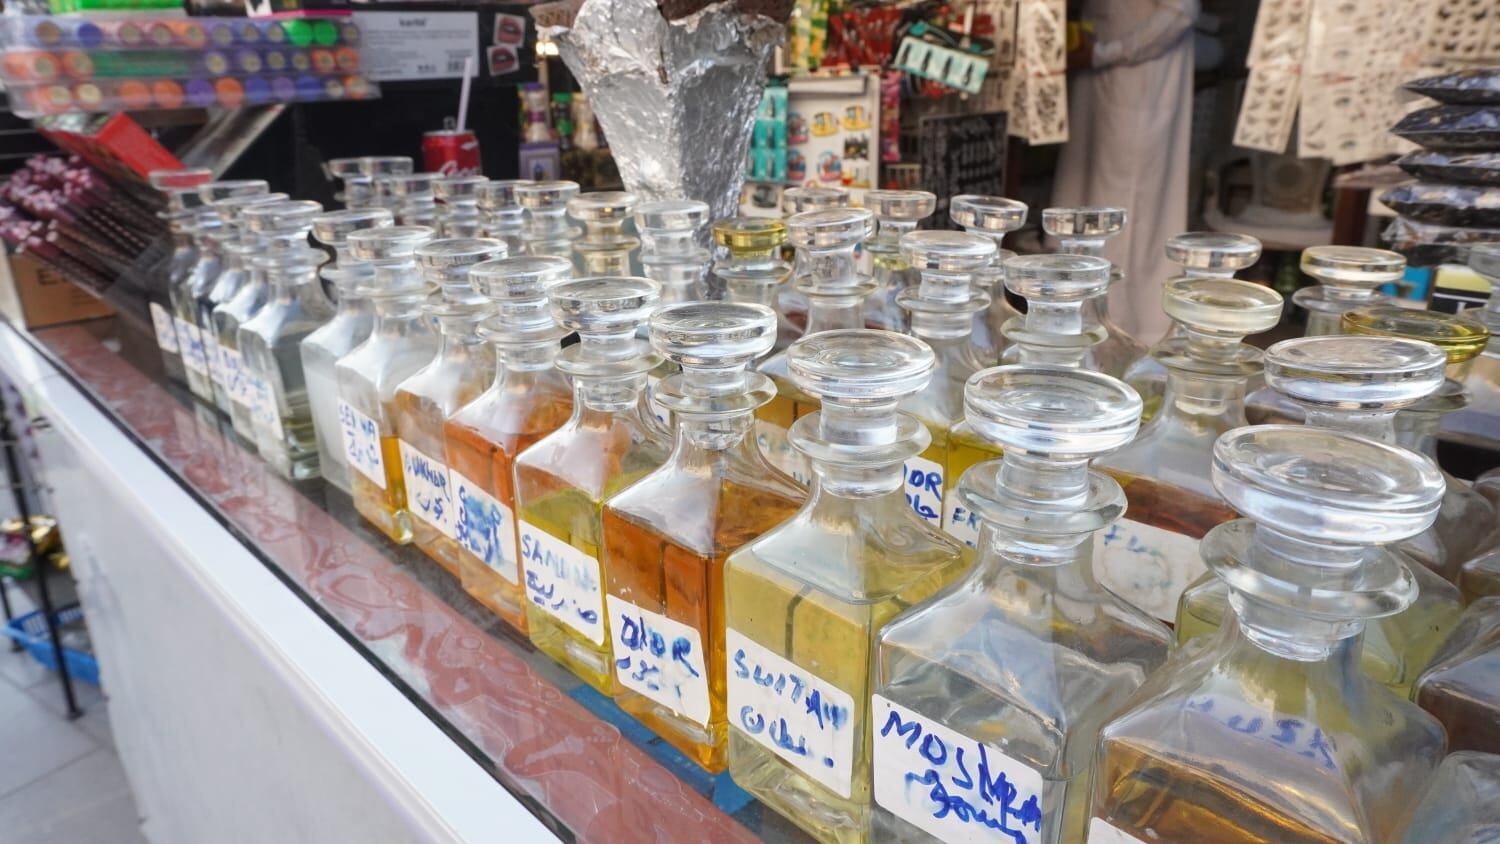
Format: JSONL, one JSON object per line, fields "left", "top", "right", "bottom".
{"left": 175, "top": 318, "right": 208, "bottom": 374}
{"left": 451, "top": 469, "right": 517, "bottom": 580}
{"left": 872, "top": 695, "right": 1044, "bottom": 844}
{"left": 903, "top": 454, "right": 944, "bottom": 525}
{"left": 203, "top": 331, "right": 225, "bottom": 388}
{"left": 1086, "top": 818, "right": 1149, "bottom": 844}
{"left": 607, "top": 596, "right": 710, "bottom": 726}
{"left": 150, "top": 303, "right": 179, "bottom": 353}
{"left": 221, "top": 347, "right": 251, "bottom": 407}
{"left": 339, "top": 400, "right": 385, "bottom": 487}
{"left": 399, "top": 440, "right": 456, "bottom": 538}
{"left": 943, "top": 490, "right": 981, "bottom": 549}
{"left": 1093, "top": 517, "right": 1206, "bottom": 623}
{"left": 726, "top": 629, "right": 856, "bottom": 798}
{"left": 519, "top": 522, "right": 606, "bottom": 644}
{"left": 250, "top": 374, "right": 283, "bottom": 440}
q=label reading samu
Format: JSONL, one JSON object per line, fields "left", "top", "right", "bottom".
{"left": 903, "top": 454, "right": 944, "bottom": 526}
{"left": 398, "top": 440, "right": 456, "bottom": 538}
{"left": 518, "top": 521, "right": 605, "bottom": 644}
{"left": 338, "top": 400, "right": 385, "bottom": 487}
{"left": 150, "top": 303, "right": 179, "bottom": 353}
{"left": 1094, "top": 517, "right": 1205, "bottom": 623}
{"left": 607, "top": 596, "right": 710, "bottom": 726}
{"left": 726, "top": 629, "right": 855, "bottom": 798}
{"left": 452, "top": 469, "right": 516, "bottom": 581}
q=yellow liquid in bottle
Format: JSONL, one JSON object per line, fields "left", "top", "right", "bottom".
{"left": 396, "top": 386, "right": 485, "bottom": 578}
{"left": 902, "top": 427, "right": 949, "bottom": 528}
{"left": 353, "top": 434, "right": 411, "bottom": 544}
{"left": 756, "top": 374, "right": 818, "bottom": 485}
{"left": 940, "top": 423, "right": 1002, "bottom": 546}
{"left": 602, "top": 480, "right": 803, "bottom": 772}
{"left": 725, "top": 540, "right": 961, "bottom": 844}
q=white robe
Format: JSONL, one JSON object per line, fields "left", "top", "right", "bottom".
{"left": 1051, "top": 0, "right": 1198, "bottom": 343}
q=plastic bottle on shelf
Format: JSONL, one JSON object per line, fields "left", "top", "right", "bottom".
{"left": 1174, "top": 334, "right": 1464, "bottom": 697}
{"left": 725, "top": 328, "right": 963, "bottom": 843}
{"left": 1089, "top": 425, "right": 1447, "bottom": 844}
{"left": 513, "top": 276, "right": 669, "bottom": 693}
{"left": 444, "top": 255, "right": 575, "bottom": 631}
{"left": 1092, "top": 276, "right": 1282, "bottom": 622}
{"left": 300, "top": 207, "right": 393, "bottom": 494}
{"left": 874, "top": 364, "right": 1169, "bottom": 843}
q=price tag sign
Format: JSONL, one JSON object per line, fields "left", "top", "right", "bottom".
{"left": 353, "top": 11, "right": 480, "bottom": 82}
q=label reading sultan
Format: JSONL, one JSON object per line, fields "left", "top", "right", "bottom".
{"left": 518, "top": 521, "right": 605, "bottom": 644}
{"left": 607, "top": 596, "right": 709, "bottom": 726}
{"left": 872, "top": 695, "right": 1044, "bottom": 843}
{"left": 727, "top": 629, "right": 855, "bottom": 798}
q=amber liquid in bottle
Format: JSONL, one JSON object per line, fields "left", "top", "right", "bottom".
{"left": 353, "top": 434, "right": 410, "bottom": 543}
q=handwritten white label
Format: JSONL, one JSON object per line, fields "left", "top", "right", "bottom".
{"left": 339, "top": 400, "right": 385, "bottom": 487}
{"left": 727, "top": 629, "right": 855, "bottom": 798}
{"left": 903, "top": 454, "right": 945, "bottom": 526}
{"left": 452, "top": 469, "right": 517, "bottom": 581}
{"left": 150, "top": 303, "right": 179, "bottom": 353}
{"left": 1093, "top": 517, "right": 1206, "bottom": 623}
{"left": 519, "top": 521, "right": 605, "bottom": 644}
{"left": 757, "top": 419, "right": 810, "bottom": 486}
{"left": 1178, "top": 693, "right": 1339, "bottom": 770}
{"left": 203, "top": 331, "right": 225, "bottom": 389}
{"left": 607, "top": 596, "right": 710, "bottom": 726}
{"left": 943, "top": 489, "right": 982, "bottom": 549}
{"left": 1087, "top": 819, "right": 1148, "bottom": 844}
{"left": 872, "top": 695, "right": 1045, "bottom": 843}
{"left": 221, "top": 347, "right": 252, "bottom": 407}
{"left": 399, "top": 440, "right": 456, "bottom": 538}
{"left": 250, "top": 375, "right": 284, "bottom": 441}
{"left": 175, "top": 317, "right": 208, "bottom": 374}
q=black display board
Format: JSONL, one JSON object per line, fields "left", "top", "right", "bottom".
{"left": 918, "top": 111, "right": 1007, "bottom": 227}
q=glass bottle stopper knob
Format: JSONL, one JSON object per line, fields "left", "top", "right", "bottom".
{"left": 312, "top": 208, "right": 394, "bottom": 248}
{"left": 388, "top": 173, "right": 437, "bottom": 200}
{"left": 787, "top": 329, "right": 935, "bottom": 460}
{"left": 477, "top": 180, "right": 528, "bottom": 212}
{"left": 347, "top": 226, "right": 435, "bottom": 262}
{"left": 566, "top": 190, "right": 637, "bottom": 231}
{"left": 863, "top": 189, "right": 937, "bottom": 224}
{"left": 1161, "top": 277, "right": 1283, "bottom": 343}
{"left": 949, "top": 194, "right": 1028, "bottom": 236}
{"left": 636, "top": 199, "right": 709, "bottom": 254}
{"left": 242, "top": 199, "right": 324, "bottom": 248}
{"left": 323, "top": 158, "right": 363, "bottom": 181}
{"left": 651, "top": 302, "right": 776, "bottom": 373}
{"left": 197, "top": 179, "right": 269, "bottom": 204}
{"left": 898, "top": 230, "right": 997, "bottom": 313}
{"left": 434, "top": 176, "right": 486, "bottom": 204}
{"left": 357, "top": 156, "right": 413, "bottom": 176}
{"left": 1041, "top": 205, "right": 1126, "bottom": 250}
{"left": 1300, "top": 245, "right": 1405, "bottom": 294}
{"left": 548, "top": 275, "right": 662, "bottom": 342}
{"left": 1264, "top": 335, "right": 1447, "bottom": 411}
{"left": 714, "top": 217, "right": 786, "bottom": 258}
{"left": 1164, "top": 232, "right": 1262, "bottom": 278}
{"left": 1003, "top": 253, "right": 1112, "bottom": 304}
{"left": 416, "top": 237, "right": 507, "bottom": 296}
{"left": 472, "top": 255, "right": 572, "bottom": 343}
{"left": 781, "top": 185, "right": 847, "bottom": 214}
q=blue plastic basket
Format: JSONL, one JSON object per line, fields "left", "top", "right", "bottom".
{"left": 4, "top": 607, "right": 99, "bottom": 686}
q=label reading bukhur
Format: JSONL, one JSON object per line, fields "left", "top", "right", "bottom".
{"left": 398, "top": 440, "right": 456, "bottom": 538}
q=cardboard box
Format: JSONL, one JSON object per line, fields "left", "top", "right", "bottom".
{"left": 0, "top": 252, "right": 114, "bottom": 329}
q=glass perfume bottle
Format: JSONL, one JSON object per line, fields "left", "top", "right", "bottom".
{"left": 942, "top": 254, "right": 1112, "bottom": 548}
{"left": 1393, "top": 750, "right": 1500, "bottom": 844}
{"left": 214, "top": 198, "right": 318, "bottom": 448}
{"left": 949, "top": 194, "right": 1028, "bottom": 363}
{"left": 724, "top": 329, "right": 964, "bottom": 844}
{"left": 1413, "top": 597, "right": 1500, "bottom": 756}
{"left": 393, "top": 238, "right": 507, "bottom": 575}
{"left": 601, "top": 302, "right": 805, "bottom": 771}
{"left": 1446, "top": 243, "right": 1500, "bottom": 452}
{"left": 359, "top": 155, "right": 414, "bottom": 212}
{"left": 778, "top": 185, "right": 849, "bottom": 337}
{"left": 636, "top": 199, "right": 710, "bottom": 429}
{"left": 755, "top": 208, "right": 875, "bottom": 487}
{"left": 1296, "top": 245, "right": 1401, "bottom": 336}
{"left": 335, "top": 226, "right": 439, "bottom": 544}
{"left": 239, "top": 242, "right": 335, "bottom": 479}
{"left": 445, "top": 255, "right": 575, "bottom": 631}
{"left": 861, "top": 189, "right": 936, "bottom": 332}
{"left": 147, "top": 168, "right": 211, "bottom": 385}
{"left": 714, "top": 217, "right": 797, "bottom": 352}
{"left": 389, "top": 173, "right": 438, "bottom": 227}
{"left": 323, "top": 157, "right": 366, "bottom": 208}
{"left": 1174, "top": 335, "right": 1464, "bottom": 697}
{"left": 513, "top": 276, "right": 669, "bottom": 693}
{"left": 1093, "top": 277, "right": 1282, "bottom": 622}
{"left": 1042, "top": 206, "right": 1146, "bottom": 378}
{"left": 1089, "top": 425, "right": 1448, "bottom": 844}
{"left": 200, "top": 191, "right": 288, "bottom": 418}
{"left": 1125, "top": 232, "right": 1262, "bottom": 421}
{"left": 300, "top": 208, "right": 394, "bottom": 493}
{"left": 433, "top": 175, "right": 486, "bottom": 237}
{"left": 478, "top": 179, "right": 529, "bottom": 255}
{"left": 568, "top": 191, "right": 639, "bottom": 275}
{"left": 1344, "top": 306, "right": 1497, "bottom": 581}
{"left": 517, "top": 180, "right": 580, "bottom": 262}
{"left": 874, "top": 365, "right": 1170, "bottom": 844}
{"left": 894, "top": 230, "right": 996, "bottom": 528}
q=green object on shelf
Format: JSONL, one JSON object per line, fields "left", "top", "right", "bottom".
{"left": 284, "top": 19, "right": 314, "bottom": 47}
{"left": 0, "top": 560, "right": 34, "bottom": 580}
{"left": 312, "top": 20, "right": 337, "bottom": 46}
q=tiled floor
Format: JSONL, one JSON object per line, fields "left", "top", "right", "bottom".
{"left": 0, "top": 598, "right": 145, "bottom": 844}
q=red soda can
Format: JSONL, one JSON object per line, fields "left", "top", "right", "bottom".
{"left": 422, "top": 128, "right": 482, "bottom": 177}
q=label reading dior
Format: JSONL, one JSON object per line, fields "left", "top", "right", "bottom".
{"left": 452, "top": 469, "right": 516, "bottom": 580}
{"left": 1086, "top": 818, "right": 1148, "bottom": 844}
{"left": 339, "top": 400, "right": 385, "bottom": 487}
{"left": 519, "top": 521, "right": 605, "bottom": 644}
{"left": 872, "top": 695, "right": 1044, "bottom": 843}
{"left": 903, "top": 454, "right": 945, "bottom": 525}
{"left": 1094, "top": 517, "right": 1206, "bottom": 622}
{"left": 727, "top": 629, "right": 855, "bottom": 798}
{"left": 399, "top": 440, "right": 456, "bottom": 538}
{"left": 150, "top": 303, "right": 179, "bottom": 353}
{"left": 607, "top": 596, "right": 710, "bottom": 726}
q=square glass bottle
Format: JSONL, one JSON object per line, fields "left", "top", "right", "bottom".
{"left": 1089, "top": 425, "right": 1448, "bottom": 844}
{"left": 1042, "top": 206, "right": 1145, "bottom": 378}
{"left": 1413, "top": 597, "right": 1500, "bottom": 756}
{"left": 949, "top": 194, "right": 1027, "bottom": 363}
{"left": 601, "top": 302, "right": 805, "bottom": 772}
{"left": 568, "top": 190, "right": 639, "bottom": 276}
{"left": 444, "top": 255, "right": 575, "bottom": 631}
{"left": 861, "top": 189, "right": 935, "bottom": 333}
{"left": 1446, "top": 244, "right": 1500, "bottom": 453}
{"left": 725, "top": 329, "right": 965, "bottom": 844}
{"left": 145, "top": 168, "right": 212, "bottom": 385}
{"left": 513, "top": 276, "right": 670, "bottom": 693}
{"left": 477, "top": 179, "right": 529, "bottom": 256}
{"left": 517, "top": 180, "right": 580, "bottom": 262}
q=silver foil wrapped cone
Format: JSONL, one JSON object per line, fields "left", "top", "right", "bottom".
{"left": 537, "top": 0, "right": 785, "bottom": 223}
